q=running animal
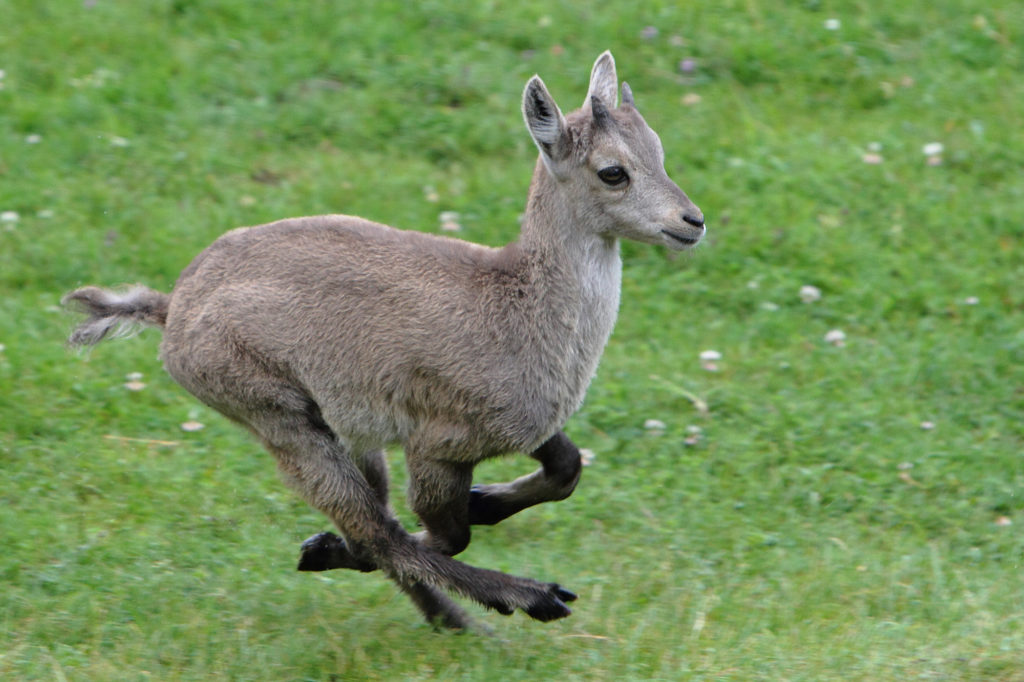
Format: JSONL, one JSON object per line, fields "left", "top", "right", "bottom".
{"left": 63, "top": 51, "right": 705, "bottom": 629}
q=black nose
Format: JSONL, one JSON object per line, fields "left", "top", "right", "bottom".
{"left": 683, "top": 212, "right": 705, "bottom": 228}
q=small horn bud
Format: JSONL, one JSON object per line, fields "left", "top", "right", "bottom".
{"left": 621, "top": 82, "right": 635, "bottom": 106}
{"left": 591, "top": 95, "right": 613, "bottom": 128}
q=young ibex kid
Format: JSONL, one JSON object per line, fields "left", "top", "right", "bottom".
{"left": 63, "top": 51, "right": 705, "bottom": 629}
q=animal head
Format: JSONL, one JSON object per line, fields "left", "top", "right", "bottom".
{"left": 522, "top": 51, "right": 705, "bottom": 251}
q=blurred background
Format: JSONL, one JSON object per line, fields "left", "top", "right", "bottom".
{"left": 1, "top": 1, "right": 1021, "bottom": 679}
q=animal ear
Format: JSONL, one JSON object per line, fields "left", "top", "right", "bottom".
{"left": 585, "top": 50, "right": 618, "bottom": 109}
{"left": 522, "top": 75, "right": 569, "bottom": 164}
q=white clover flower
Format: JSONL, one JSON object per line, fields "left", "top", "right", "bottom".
{"left": 919, "top": 421, "right": 935, "bottom": 431}
{"left": 922, "top": 142, "right": 944, "bottom": 156}
{"left": 37, "top": 209, "right": 54, "bottom": 219}
{"left": 644, "top": 418, "right": 667, "bottom": 432}
{"left": 1, "top": 211, "right": 19, "bottom": 223}
{"left": 109, "top": 135, "right": 130, "bottom": 147}
{"left": 799, "top": 285, "right": 822, "bottom": 303}
{"left": 181, "top": 421, "right": 205, "bottom": 432}
{"left": 700, "top": 349, "right": 721, "bottom": 371}
{"left": 824, "top": 329, "right": 846, "bottom": 346}
{"left": 964, "top": 296, "right": 979, "bottom": 305}
{"left": 25, "top": 134, "right": 41, "bottom": 144}
{"left": 439, "top": 211, "right": 461, "bottom": 232}
{"left": 824, "top": 18, "right": 841, "bottom": 30}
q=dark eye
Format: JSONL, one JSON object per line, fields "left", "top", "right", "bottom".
{"left": 597, "top": 165, "right": 628, "bottom": 186}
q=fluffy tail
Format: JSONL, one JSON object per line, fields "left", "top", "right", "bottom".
{"left": 62, "top": 285, "right": 171, "bottom": 347}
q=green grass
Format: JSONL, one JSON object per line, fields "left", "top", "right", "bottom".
{"left": 2, "top": 1, "right": 1023, "bottom": 679}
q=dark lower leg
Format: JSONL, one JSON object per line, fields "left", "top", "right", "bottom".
{"left": 297, "top": 448, "right": 389, "bottom": 572}
{"left": 297, "top": 531, "right": 376, "bottom": 572}
{"left": 468, "top": 430, "right": 582, "bottom": 526}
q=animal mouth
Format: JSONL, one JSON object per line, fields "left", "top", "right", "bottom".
{"left": 661, "top": 229, "right": 701, "bottom": 246}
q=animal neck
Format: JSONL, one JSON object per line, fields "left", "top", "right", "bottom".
{"left": 516, "top": 159, "right": 623, "bottom": 376}
{"left": 518, "top": 160, "right": 621, "bottom": 270}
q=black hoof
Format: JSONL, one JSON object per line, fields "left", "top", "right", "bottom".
{"left": 297, "top": 532, "right": 376, "bottom": 572}
{"left": 297, "top": 532, "right": 344, "bottom": 572}
{"left": 524, "top": 597, "right": 572, "bottom": 622}
{"left": 524, "top": 583, "right": 576, "bottom": 622}
{"left": 555, "top": 586, "right": 578, "bottom": 603}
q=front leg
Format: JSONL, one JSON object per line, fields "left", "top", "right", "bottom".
{"left": 298, "top": 431, "right": 582, "bottom": 566}
{"left": 297, "top": 531, "right": 377, "bottom": 572}
{"left": 468, "top": 430, "right": 582, "bottom": 526}
{"left": 406, "top": 455, "right": 474, "bottom": 556}
{"left": 298, "top": 452, "right": 474, "bottom": 570}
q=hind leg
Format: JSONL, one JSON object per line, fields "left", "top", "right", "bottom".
{"left": 297, "top": 448, "right": 389, "bottom": 572}
{"left": 165, "top": 340, "right": 481, "bottom": 626}
{"left": 253, "top": 410, "right": 475, "bottom": 629}
{"left": 394, "top": 422, "right": 577, "bottom": 621}
{"left": 200, "top": 367, "right": 577, "bottom": 625}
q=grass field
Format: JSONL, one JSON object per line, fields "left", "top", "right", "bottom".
{"left": 2, "top": 1, "right": 1023, "bottom": 679}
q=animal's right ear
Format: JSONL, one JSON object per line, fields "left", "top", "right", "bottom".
{"left": 522, "top": 76, "right": 569, "bottom": 170}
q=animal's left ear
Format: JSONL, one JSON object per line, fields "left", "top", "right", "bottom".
{"left": 523, "top": 75, "right": 570, "bottom": 170}
{"left": 585, "top": 50, "right": 618, "bottom": 109}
